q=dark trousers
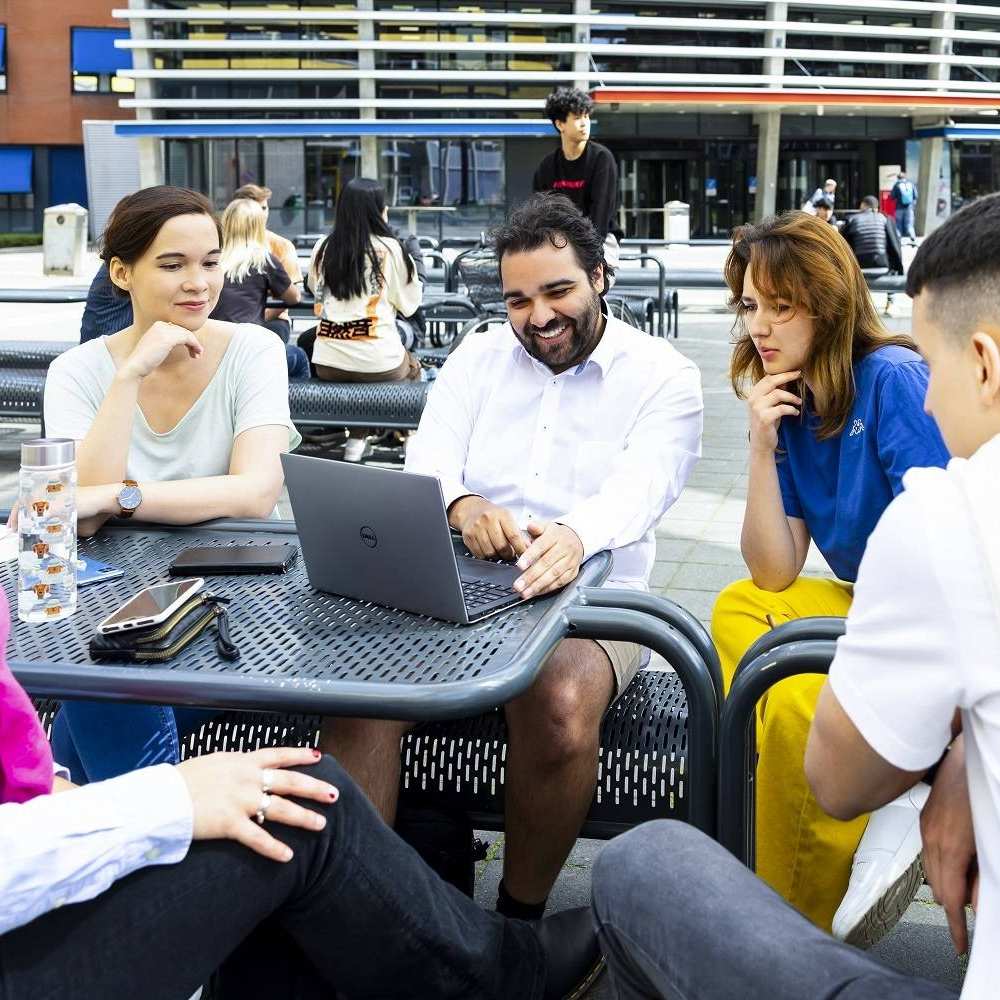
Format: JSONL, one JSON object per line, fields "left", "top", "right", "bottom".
{"left": 592, "top": 821, "right": 957, "bottom": 1000}
{"left": 0, "top": 757, "right": 543, "bottom": 1000}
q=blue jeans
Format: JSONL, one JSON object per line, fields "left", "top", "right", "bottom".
{"left": 51, "top": 702, "right": 218, "bottom": 783}
{"left": 285, "top": 344, "right": 311, "bottom": 381}
{"left": 895, "top": 203, "right": 916, "bottom": 240}
{"left": 592, "top": 821, "right": 956, "bottom": 1000}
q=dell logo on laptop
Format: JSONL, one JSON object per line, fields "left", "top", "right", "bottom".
{"left": 360, "top": 526, "right": 378, "bottom": 548}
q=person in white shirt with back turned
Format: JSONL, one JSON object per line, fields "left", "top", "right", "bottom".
{"left": 321, "top": 193, "right": 703, "bottom": 922}
{"left": 589, "top": 189, "right": 1000, "bottom": 1000}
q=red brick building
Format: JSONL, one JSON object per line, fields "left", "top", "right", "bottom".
{"left": 0, "top": 0, "right": 130, "bottom": 231}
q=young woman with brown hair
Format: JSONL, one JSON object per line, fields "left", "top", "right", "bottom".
{"left": 39, "top": 185, "right": 300, "bottom": 787}
{"left": 713, "top": 212, "right": 949, "bottom": 941}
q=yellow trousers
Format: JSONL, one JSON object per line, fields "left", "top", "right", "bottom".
{"left": 712, "top": 577, "right": 867, "bottom": 932}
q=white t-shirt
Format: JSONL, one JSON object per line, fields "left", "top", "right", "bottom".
{"left": 307, "top": 234, "right": 422, "bottom": 374}
{"left": 43, "top": 324, "right": 301, "bottom": 483}
{"left": 829, "top": 433, "right": 1000, "bottom": 999}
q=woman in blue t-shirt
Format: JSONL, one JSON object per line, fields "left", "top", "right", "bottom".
{"left": 713, "top": 211, "right": 949, "bottom": 939}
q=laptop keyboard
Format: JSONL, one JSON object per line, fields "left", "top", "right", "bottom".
{"left": 461, "top": 578, "right": 522, "bottom": 615}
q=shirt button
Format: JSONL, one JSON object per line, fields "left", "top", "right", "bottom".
{"left": 145, "top": 848, "right": 161, "bottom": 861}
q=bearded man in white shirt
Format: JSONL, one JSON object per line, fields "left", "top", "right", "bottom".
{"left": 590, "top": 192, "right": 1000, "bottom": 999}
{"left": 322, "top": 193, "right": 703, "bottom": 920}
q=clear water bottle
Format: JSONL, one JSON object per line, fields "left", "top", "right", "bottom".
{"left": 17, "top": 438, "right": 77, "bottom": 623}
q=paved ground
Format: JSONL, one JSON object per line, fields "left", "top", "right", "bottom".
{"left": 0, "top": 246, "right": 970, "bottom": 995}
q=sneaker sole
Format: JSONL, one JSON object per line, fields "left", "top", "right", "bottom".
{"left": 563, "top": 956, "right": 606, "bottom": 1000}
{"left": 843, "top": 855, "right": 924, "bottom": 950}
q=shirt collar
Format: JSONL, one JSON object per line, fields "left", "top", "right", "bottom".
{"left": 508, "top": 304, "right": 615, "bottom": 378}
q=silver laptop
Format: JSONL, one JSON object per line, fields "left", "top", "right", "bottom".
{"left": 281, "top": 453, "right": 527, "bottom": 624}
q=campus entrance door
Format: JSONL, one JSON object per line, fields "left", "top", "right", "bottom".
{"left": 778, "top": 153, "right": 864, "bottom": 213}
{"left": 702, "top": 151, "right": 751, "bottom": 237}
{"left": 618, "top": 157, "right": 688, "bottom": 238}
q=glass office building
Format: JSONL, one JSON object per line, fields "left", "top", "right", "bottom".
{"left": 115, "top": 1, "right": 1000, "bottom": 238}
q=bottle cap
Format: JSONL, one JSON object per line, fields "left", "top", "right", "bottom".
{"left": 21, "top": 438, "right": 75, "bottom": 468}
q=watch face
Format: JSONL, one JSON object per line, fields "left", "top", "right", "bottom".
{"left": 119, "top": 485, "right": 142, "bottom": 511}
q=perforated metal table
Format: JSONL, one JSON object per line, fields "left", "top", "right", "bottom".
{"left": 12, "top": 519, "right": 725, "bottom": 833}
{"left": 6, "top": 520, "right": 615, "bottom": 722}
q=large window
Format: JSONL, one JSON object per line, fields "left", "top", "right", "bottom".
{"left": 0, "top": 194, "right": 35, "bottom": 233}
{"left": 378, "top": 137, "right": 506, "bottom": 239}
{"left": 71, "top": 27, "right": 135, "bottom": 94}
{"left": 163, "top": 138, "right": 361, "bottom": 239}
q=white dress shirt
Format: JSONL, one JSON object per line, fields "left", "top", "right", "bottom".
{"left": 0, "top": 764, "right": 193, "bottom": 934}
{"left": 405, "top": 316, "right": 703, "bottom": 590}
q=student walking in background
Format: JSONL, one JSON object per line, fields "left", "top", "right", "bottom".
{"left": 891, "top": 170, "right": 919, "bottom": 244}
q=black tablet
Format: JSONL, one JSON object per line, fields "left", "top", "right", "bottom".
{"left": 169, "top": 544, "right": 299, "bottom": 576}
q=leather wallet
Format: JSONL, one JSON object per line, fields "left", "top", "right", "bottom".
{"left": 89, "top": 592, "right": 240, "bottom": 663}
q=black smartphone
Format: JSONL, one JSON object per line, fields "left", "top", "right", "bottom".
{"left": 169, "top": 544, "right": 298, "bottom": 576}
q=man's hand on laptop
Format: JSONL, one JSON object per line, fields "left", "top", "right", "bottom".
{"left": 514, "top": 521, "right": 584, "bottom": 599}
{"left": 451, "top": 496, "right": 529, "bottom": 562}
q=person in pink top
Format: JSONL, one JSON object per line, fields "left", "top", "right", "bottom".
{"left": 0, "top": 589, "right": 53, "bottom": 803}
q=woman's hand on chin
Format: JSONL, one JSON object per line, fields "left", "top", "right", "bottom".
{"left": 120, "top": 321, "right": 204, "bottom": 380}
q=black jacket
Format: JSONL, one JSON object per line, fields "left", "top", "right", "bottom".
{"left": 533, "top": 141, "right": 618, "bottom": 239}
{"left": 841, "top": 210, "right": 904, "bottom": 274}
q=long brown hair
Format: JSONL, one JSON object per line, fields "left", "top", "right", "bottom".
{"left": 725, "top": 211, "right": 914, "bottom": 439}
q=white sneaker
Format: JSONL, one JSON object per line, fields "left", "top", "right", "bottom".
{"left": 342, "top": 437, "right": 368, "bottom": 463}
{"left": 832, "top": 782, "right": 930, "bottom": 948}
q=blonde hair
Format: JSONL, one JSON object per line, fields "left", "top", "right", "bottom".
{"left": 219, "top": 199, "right": 269, "bottom": 283}
{"left": 725, "top": 211, "right": 914, "bottom": 440}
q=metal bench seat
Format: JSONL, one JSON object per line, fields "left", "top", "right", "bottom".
{"left": 0, "top": 342, "right": 430, "bottom": 433}
{"left": 289, "top": 378, "right": 429, "bottom": 430}
{"left": 0, "top": 341, "right": 69, "bottom": 369}
{"left": 32, "top": 666, "right": 690, "bottom": 839}
{"left": 0, "top": 368, "right": 46, "bottom": 424}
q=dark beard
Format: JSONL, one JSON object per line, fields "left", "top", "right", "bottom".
{"left": 516, "top": 291, "right": 605, "bottom": 374}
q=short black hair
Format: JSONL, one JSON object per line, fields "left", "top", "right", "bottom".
{"left": 544, "top": 87, "right": 594, "bottom": 126}
{"left": 861, "top": 195, "right": 879, "bottom": 211}
{"left": 906, "top": 192, "right": 1000, "bottom": 339}
{"left": 815, "top": 197, "right": 834, "bottom": 211}
{"left": 491, "top": 193, "right": 611, "bottom": 288}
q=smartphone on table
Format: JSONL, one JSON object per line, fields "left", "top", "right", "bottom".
{"left": 169, "top": 544, "right": 298, "bottom": 576}
{"left": 77, "top": 557, "right": 126, "bottom": 588}
{"left": 96, "top": 578, "right": 204, "bottom": 635}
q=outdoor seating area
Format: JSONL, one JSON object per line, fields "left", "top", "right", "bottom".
{"left": 4, "top": 9, "right": 1000, "bottom": 988}
{"left": 1, "top": 174, "right": 991, "bottom": 997}
{"left": 4, "top": 2, "right": 1000, "bottom": 999}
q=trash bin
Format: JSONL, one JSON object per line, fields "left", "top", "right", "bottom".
{"left": 663, "top": 201, "right": 690, "bottom": 244}
{"left": 43, "top": 203, "right": 88, "bottom": 276}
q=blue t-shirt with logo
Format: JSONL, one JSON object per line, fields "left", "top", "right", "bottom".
{"left": 776, "top": 345, "right": 949, "bottom": 582}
